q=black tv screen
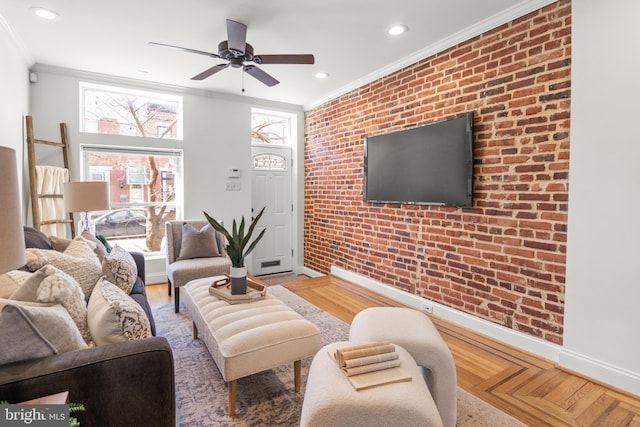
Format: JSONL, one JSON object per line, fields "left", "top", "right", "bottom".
{"left": 363, "top": 112, "right": 474, "bottom": 207}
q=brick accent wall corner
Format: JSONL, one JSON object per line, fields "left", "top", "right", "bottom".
{"left": 304, "top": 0, "right": 571, "bottom": 345}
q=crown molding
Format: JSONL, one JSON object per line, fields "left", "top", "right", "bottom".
{"left": 31, "top": 63, "right": 304, "bottom": 112}
{"left": 304, "top": 0, "right": 559, "bottom": 111}
{"left": 0, "top": 11, "right": 34, "bottom": 66}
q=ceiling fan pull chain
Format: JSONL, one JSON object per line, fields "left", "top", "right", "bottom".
{"left": 242, "top": 69, "right": 245, "bottom": 93}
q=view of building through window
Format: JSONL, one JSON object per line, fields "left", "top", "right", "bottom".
{"left": 76, "top": 104, "right": 292, "bottom": 253}
{"left": 79, "top": 82, "right": 183, "bottom": 254}
{"left": 80, "top": 82, "right": 183, "bottom": 140}
{"left": 81, "top": 146, "right": 182, "bottom": 254}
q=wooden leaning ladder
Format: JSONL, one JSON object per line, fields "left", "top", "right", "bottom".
{"left": 25, "top": 115, "right": 76, "bottom": 237}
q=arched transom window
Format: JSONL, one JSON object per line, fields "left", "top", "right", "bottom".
{"left": 253, "top": 153, "right": 286, "bottom": 170}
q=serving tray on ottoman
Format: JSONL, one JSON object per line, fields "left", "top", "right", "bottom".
{"left": 208, "top": 274, "right": 267, "bottom": 304}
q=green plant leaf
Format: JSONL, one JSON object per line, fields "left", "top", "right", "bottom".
{"left": 203, "top": 207, "right": 267, "bottom": 268}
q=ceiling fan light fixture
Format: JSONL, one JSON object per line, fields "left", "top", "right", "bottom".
{"left": 31, "top": 7, "right": 58, "bottom": 20}
{"left": 151, "top": 19, "right": 314, "bottom": 88}
{"left": 388, "top": 24, "right": 408, "bottom": 36}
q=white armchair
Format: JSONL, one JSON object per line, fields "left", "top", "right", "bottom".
{"left": 165, "top": 220, "right": 231, "bottom": 313}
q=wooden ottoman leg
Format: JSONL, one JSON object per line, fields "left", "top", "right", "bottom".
{"left": 228, "top": 379, "right": 237, "bottom": 416}
{"left": 294, "top": 360, "right": 301, "bottom": 392}
{"left": 192, "top": 322, "right": 198, "bottom": 340}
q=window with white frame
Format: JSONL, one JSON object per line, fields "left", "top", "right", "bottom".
{"left": 80, "top": 82, "right": 183, "bottom": 140}
{"left": 251, "top": 108, "right": 296, "bottom": 146}
{"left": 81, "top": 145, "right": 183, "bottom": 254}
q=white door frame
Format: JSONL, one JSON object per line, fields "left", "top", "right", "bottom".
{"left": 251, "top": 146, "right": 293, "bottom": 275}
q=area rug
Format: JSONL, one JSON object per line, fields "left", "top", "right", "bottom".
{"left": 153, "top": 285, "right": 525, "bottom": 426}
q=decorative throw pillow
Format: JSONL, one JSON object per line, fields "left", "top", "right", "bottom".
{"left": 25, "top": 238, "right": 102, "bottom": 301}
{"left": 177, "top": 223, "right": 220, "bottom": 260}
{"left": 23, "top": 226, "right": 53, "bottom": 249}
{"left": 9, "top": 265, "right": 91, "bottom": 345}
{"left": 81, "top": 230, "right": 108, "bottom": 261}
{"left": 0, "top": 271, "right": 32, "bottom": 298}
{"left": 101, "top": 245, "right": 138, "bottom": 294}
{"left": 87, "top": 278, "right": 152, "bottom": 346}
{"left": 50, "top": 236, "right": 72, "bottom": 252}
{"left": 0, "top": 298, "right": 87, "bottom": 365}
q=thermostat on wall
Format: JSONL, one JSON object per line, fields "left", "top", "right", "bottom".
{"left": 228, "top": 167, "right": 241, "bottom": 178}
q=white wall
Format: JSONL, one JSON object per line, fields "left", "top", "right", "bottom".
{"left": 27, "top": 66, "right": 304, "bottom": 283}
{"left": 0, "top": 20, "right": 30, "bottom": 214}
{"left": 563, "top": 0, "right": 640, "bottom": 395}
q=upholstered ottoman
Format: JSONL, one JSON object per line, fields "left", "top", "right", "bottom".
{"left": 349, "top": 307, "right": 457, "bottom": 427}
{"left": 183, "top": 277, "right": 321, "bottom": 416}
{"left": 300, "top": 341, "right": 443, "bottom": 427}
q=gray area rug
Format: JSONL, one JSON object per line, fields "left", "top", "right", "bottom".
{"left": 153, "top": 285, "right": 525, "bottom": 426}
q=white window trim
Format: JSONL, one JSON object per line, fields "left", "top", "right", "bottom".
{"left": 79, "top": 81, "right": 184, "bottom": 140}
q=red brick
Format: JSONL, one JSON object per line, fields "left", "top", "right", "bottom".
{"left": 305, "top": 0, "right": 570, "bottom": 346}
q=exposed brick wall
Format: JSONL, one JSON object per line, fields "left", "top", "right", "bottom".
{"left": 304, "top": 0, "right": 571, "bottom": 345}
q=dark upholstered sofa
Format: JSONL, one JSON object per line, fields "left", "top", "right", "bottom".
{"left": 0, "top": 228, "right": 175, "bottom": 426}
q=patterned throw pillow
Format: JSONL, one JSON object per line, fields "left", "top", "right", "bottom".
{"left": 25, "top": 238, "right": 102, "bottom": 301}
{"left": 87, "top": 278, "right": 151, "bottom": 346}
{"left": 101, "top": 245, "right": 138, "bottom": 294}
{"left": 9, "top": 265, "right": 91, "bottom": 345}
{"left": 177, "top": 223, "right": 220, "bottom": 260}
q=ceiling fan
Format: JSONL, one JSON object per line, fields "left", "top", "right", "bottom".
{"left": 149, "top": 19, "right": 315, "bottom": 87}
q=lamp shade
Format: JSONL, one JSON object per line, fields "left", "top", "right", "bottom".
{"left": 63, "top": 181, "right": 110, "bottom": 213}
{"left": 0, "top": 146, "right": 26, "bottom": 273}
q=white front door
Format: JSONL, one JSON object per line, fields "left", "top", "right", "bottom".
{"left": 251, "top": 146, "right": 292, "bottom": 275}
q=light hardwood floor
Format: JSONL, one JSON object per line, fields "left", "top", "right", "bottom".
{"left": 147, "top": 276, "right": 640, "bottom": 427}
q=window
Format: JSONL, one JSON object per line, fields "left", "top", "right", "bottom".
{"left": 253, "top": 154, "right": 287, "bottom": 170}
{"left": 251, "top": 108, "right": 295, "bottom": 145}
{"left": 80, "top": 82, "right": 183, "bottom": 140}
{"left": 126, "top": 166, "right": 148, "bottom": 185}
{"left": 81, "top": 145, "right": 183, "bottom": 254}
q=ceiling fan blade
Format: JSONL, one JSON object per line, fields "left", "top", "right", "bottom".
{"left": 244, "top": 65, "right": 279, "bottom": 87}
{"left": 148, "top": 42, "right": 220, "bottom": 59}
{"left": 253, "top": 54, "right": 315, "bottom": 65}
{"left": 226, "top": 19, "right": 247, "bottom": 56}
{"left": 191, "top": 63, "right": 229, "bottom": 80}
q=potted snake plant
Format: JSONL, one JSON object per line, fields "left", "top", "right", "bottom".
{"left": 203, "top": 207, "right": 266, "bottom": 294}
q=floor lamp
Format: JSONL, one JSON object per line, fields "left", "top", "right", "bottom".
{"left": 0, "top": 146, "right": 26, "bottom": 273}
{"left": 63, "top": 181, "right": 110, "bottom": 235}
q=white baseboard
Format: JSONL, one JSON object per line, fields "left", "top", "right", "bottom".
{"left": 559, "top": 349, "right": 640, "bottom": 397}
{"left": 330, "top": 266, "right": 640, "bottom": 396}
{"left": 145, "top": 272, "right": 167, "bottom": 285}
{"left": 296, "top": 265, "right": 325, "bottom": 278}
{"left": 330, "top": 265, "right": 561, "bottom": 362}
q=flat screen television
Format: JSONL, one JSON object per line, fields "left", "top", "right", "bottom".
{"left": 363, "top": 112, "right": 474, "bottom": 207}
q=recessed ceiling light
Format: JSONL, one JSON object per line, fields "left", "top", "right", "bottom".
{"left": 31, "top": 7, "right": 58, "bottom": 20}
{"left": 388, "top": 25, "right": 408, "bottom": 36}
{"left": 315, "top": 72, "right": 329, "bottom": 79}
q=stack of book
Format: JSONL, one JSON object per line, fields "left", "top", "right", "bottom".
{"left": 332, "top": 342, "right": 412, "bottom": 390}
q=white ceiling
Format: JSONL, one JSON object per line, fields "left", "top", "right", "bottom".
{"left": 0, "top": 0, "right": 554, "bottom": 109}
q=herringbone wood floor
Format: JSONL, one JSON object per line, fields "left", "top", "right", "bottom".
{"left": 147, "top": 275, "right": 640, "bottom": 427}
